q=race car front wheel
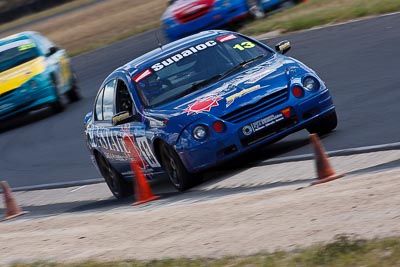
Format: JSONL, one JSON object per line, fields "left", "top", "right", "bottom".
{"left": 160, "top": 142, "right": 201, "bottom": 191}
{"left": 306, "top": 110, "right": 338, "bottom": 136}
{"left": 96, "top": 153, "right": 133, "bottom": 199}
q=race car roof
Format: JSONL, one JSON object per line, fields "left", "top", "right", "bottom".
{"left": 120, "top": 30, "right": 234, "bottom": 76}
{"left": 0, "top": 31, "right": 40, "bottom": 46}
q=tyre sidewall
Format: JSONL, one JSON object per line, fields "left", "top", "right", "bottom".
{"left": 307, "top": 110, "right": 338, "bottom": 136}
{"left": 96, "top": 154, "right": 133, "bottom": 199}
{"left": 160, "top": 143, "right": 194, "bottom": 191}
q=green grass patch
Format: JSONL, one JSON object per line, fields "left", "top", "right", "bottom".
{"left": 241, "top": 0, "right": 400, "bottom": 36}
{"left": 9, "top": 235, "right": 400, "bottom": 267}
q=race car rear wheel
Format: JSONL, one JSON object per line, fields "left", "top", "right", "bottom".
{"left": 96, "top": 153, "right": 133, "bottom": 199}
{"left": 160, "top": 143, "right": 201, "bottom": 191}
{"left": 307, "top": 110, "right": 338, "bottom": 136}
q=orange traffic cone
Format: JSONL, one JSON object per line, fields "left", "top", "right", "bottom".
{"left": 309, "top": 134, "right": 344, "bottom": 185}
{"left": 123, "top": 136, "right": 160, "bottom": 205}
{"left": 130, "top": 160, "right": 160, "bottom": 205}
{"left": 1, "top": 181, "right": 28, "bottom": 221}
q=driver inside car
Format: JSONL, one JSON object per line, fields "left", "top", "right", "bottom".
{"left": 138, "top": 73, "right": 170, "bottom": 105}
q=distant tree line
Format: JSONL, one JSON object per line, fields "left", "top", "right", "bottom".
{"left": 0, "top": 0, "right": 74, "bottom": 24}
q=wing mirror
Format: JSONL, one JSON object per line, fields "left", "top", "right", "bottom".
{"left": 112, "top": 111, "right": 135, "bottom": 126}
{"left": 275, "top": 40, "right": 291, "bottom": 55}
{"left": 84, "top": 111, "right": 92, "bottom": 126}
{"left": 47, "top": 46, "right": 59, "bottom": 56}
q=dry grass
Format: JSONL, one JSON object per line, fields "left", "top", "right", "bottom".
{"left": 1, "top": 0, "right": 400, "bottom": 56}
{"left": 241, "top": 0, "right": 400, "bottom": 35}
{"left": 0, "top": 0, "right": 98, "bottom": 32}
{"left": 9, "top": 237, "right": 400, "bottom": 267}
{"left": 0, "top": 0, "right": 166, "bottom": 56}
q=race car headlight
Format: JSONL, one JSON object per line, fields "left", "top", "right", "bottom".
{"left": 193, "top": 125, "right": 209, "bottom": 141}
{"left": 303, "top": 76, "right": 320, "bottom": 91}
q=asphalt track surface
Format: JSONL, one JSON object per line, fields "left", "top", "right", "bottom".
{"left": 0, "top": 13, "right": 399, "bottom": 189}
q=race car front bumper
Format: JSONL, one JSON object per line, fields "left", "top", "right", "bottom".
{"left": 0, "top": 80, "right": 57, "bottom": 120}
{"left": 176, "top": 88, "right": 335, "bottom": 173}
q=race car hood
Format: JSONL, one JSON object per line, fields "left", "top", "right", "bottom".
{"left": 0, "top": 57, "right": 45, "bottom": 95}
{"left": 147, "top": 56, "right": 306, "bottom": 127}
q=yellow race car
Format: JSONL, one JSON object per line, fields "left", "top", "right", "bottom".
{"left": 0, "top": 31, "right": 80, "bottom": 120}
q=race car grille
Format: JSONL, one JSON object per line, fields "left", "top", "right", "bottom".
{"left": 0, "top": 89, "right": 16, "bottom": 100}
{"left": 221, "top": 88, "right": 288, "bottom": 123}
{"left": 241, "top": 116, "right": 298, "bottom": 147}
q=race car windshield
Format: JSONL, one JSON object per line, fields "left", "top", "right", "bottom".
{"left": 0, "top": 39, "right": 40, "bottom": 73}
{"left": 135, "top": 35, "right": 273, "bottom": 107}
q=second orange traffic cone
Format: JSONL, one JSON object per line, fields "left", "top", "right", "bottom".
{"left": 123, "top": 136, "right": 160, "bottom": 205}
{"left": 1, "top": 180, "right": 28, "bottom": 221}
{"left": 309, "top": 134, "right": 344, "bottom": 185}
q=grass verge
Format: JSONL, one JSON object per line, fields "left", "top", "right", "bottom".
{"left": 0, "top": 0, "right": 100, "bottom": 33}
{"left": 0, "top": 0, "right": 166, "bottom": 56}
{"left": 1, "top": 0, "right": 400, "bottom": 56}
{"left": 241, "top": 0, "right": 400, "bottom": 36}
{"left": 9, "top": 235, "right": 400, "bottom": 267}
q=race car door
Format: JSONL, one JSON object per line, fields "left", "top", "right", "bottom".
{"left": 91, "top": 79, "right": 124, "bottom": 166}
{"left": 111, "top": 78, "right": 162, "bottom": 178}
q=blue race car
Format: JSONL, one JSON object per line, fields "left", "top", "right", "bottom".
{"left": 162, "top": 0, "right": 289, "bottom": 41}
{"left": 0, "top": 31, "right": 80, "bottom": 121}
{"left": 84, "top": 30, "right": 337, "bottom": 198}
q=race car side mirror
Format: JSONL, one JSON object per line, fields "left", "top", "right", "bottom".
{"left": 47, "top": 46, "right": 59, "bottom": 56}
{"left": 275, "top": 40, "right": 291, "bottom": 55}
{"left": 84, "top": 111, "right": 92, "bottom": 126}
{"left": 112, "top": 111, "right": 135, "bottom": 126}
